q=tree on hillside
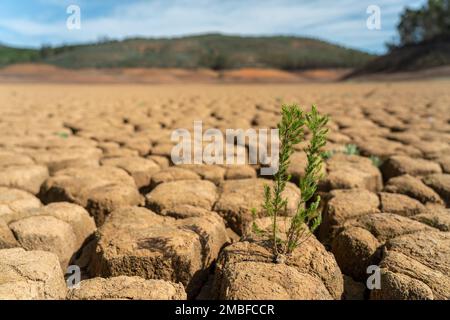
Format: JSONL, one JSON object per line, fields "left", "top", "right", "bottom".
{"left": 393, "top": 0, "right": 450, "bottom": 48}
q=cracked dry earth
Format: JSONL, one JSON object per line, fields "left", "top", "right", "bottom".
{"left": 0, "top": 82, "right": 449, "bottom": 300}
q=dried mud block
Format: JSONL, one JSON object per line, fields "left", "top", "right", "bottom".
{"left": 0, "top": 220, "right": 18, "bottom": 249}
{"left": 0, "top": 164, "right": 49, "bottom": 195}
{"left": 319, "top": 189, "right": 380, "bottom": 244}
{"left": 68, "top": 276, "right": 186, "bottom": 300}
{"left": 90, "top": 207, "right": 227, "bottom": 298}
{"left": 343, "top": 275, "right": 366, "bottom": 300}
{"left": 212, "top": 222, "right": 343, "bottom": 300}
{"left": 26, "top": 147, "right": 102, "bottom": 174}
{"left": 39, "top": 166, "right": 142, "bottom": 225}
{"left": 0, "top": 187, "right": 42, "bottom": 224}
{"left": 322, "top": 154, "right": 382, "bottom": 192}
{"left": 331, "top": 213, "right": 433, "bottom": 280}
{"left": 0, "top": 248, "right": 66, "bottom": 299}
{"left": 178, "top": 164, "right": 226, "bottom": 185}
{"left": 411, "top": 207, "right": 450, "bottom": 231}
{"left": 353, "top": 137, "right": 421, "bottom": 158}
{"left": 100, "top": 156, "right": 160, "bottom": 189}
{"left": 384, "top": 174, "right": 444, "bottom": 205}
{"left": 224, "top": 165, "right": 257, "bottom": 180}
{"left": 422, "top": 174, "right": 450, "bottom": 206}
{"left": 146, "top": 180, "right": 217, "bottom": 215}
{"left": 149, "top": 167, "right": 200, "bottom": 188}
{"left": 380, "top": 155, "right": 442, "bottom": 181}
{"left": 379, "top": 192, "right": 426, "bottom": 216}
{"left": 371, "top": 231, "right": 450, "bottom": 300}
{"left": 214, "top": 178, "right": 300, "bottom": 235}
{"left": 9, "top": 216, "right": 77, "bottom": 268}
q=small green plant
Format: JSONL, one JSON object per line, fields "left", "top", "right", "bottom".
{"left": 260, "top": 104, "right": 328, "bottom": 261}
{"left": 55, "top": 132, "right": 69, "bottom": 139}
{"left": 344, "top": 143, "right": 360, "bottom": 156}
{"left": 321, "top": 150, "right": 334, "bottom": 160}
{"left": 369, "top": 155, "right": 382, "bottom": 167}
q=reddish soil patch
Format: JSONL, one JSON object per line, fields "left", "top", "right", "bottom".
{"left": 0, "top": 63, "right": 348, "bottom": 84}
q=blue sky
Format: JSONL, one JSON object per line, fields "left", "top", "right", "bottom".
{"left": 0, "top": 0, "right": 426, "bottom": 53}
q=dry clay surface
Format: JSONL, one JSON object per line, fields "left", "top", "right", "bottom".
{"left": 0, "top": 82, "right": 449, "bottom": 300}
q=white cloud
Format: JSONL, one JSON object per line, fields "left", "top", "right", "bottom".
{"left": 0, "top": 0, "right": 427, "bottom": 53}
{"left": 0, "top": 19, "right": 61, "bottom": 36}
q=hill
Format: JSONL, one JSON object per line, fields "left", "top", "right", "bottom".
{"left": 0, "top": 34, "right": 374, "bottom": 70}
{"left": 0, "top": 45, "right": 39, "bottom": 66}
{"left": 346, "top": 37, "right": 450, "bottom": 79}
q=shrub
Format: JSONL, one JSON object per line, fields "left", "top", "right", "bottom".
{"left": 255, "top": 104, "right": 328, "bottom": 262}
{"left": 321, "top": 150, "right": 334, "bottom": 160}
{"left": 369, "top": 155, "right": 382, "bottom": 167}
{"left": 344, "top": 144, "right": 360, "bottom": 156}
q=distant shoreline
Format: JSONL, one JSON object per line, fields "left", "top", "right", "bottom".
{"left": 1, "top": 63, "right": 449, "bottom": 84}
{"left": 0, "top": 64, "right": 351, "bottom": 84}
